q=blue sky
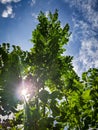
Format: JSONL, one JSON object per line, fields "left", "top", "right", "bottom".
{"left": 0, "top": 0, "right": 98, "bottom": 75}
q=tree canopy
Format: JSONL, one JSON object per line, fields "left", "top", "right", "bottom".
{"left": 0, "top": 10, "right": 98, "bottom": 130}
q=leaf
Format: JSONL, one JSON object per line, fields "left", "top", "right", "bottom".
{"left": 38, "top": 90, "right": 49, "bottom": 104}
{"left": 50, "top": 100, "right": 60, "bottom": 117}
{"left": 38, "top": 118, "right": 48, "bottom": 130}
{"left": 82, "top": 89, "right": 91, "bottom": 101}
{"left": 31, "top": 108, "right": 40, "bottom": 120}
{"left": 39, "top": 117, "right": 54, "bottom": 129}
{"left": 50, "top": 90, "right": 62, "bottom": 100}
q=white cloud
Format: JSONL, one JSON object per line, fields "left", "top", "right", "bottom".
{"left": 81, "top": 1, "right": 98, "bottom": 28}
{"left": 73, "top": 38, "right": 98, "bottom": 75}
{"left": 79, "top": 39, "right": 98, "bottom": 67}
{"left": 32, "top": 12, "right": 38, "bottom": 22}
{"left": 32, "top": 12, "right": 37, "bottom": 19}
{"left": 72, "top": 19, "right": 97, "bottom": 41}
{"left": 30, "top": 0, "right": 36, "bottom": 6}
{"left": 45, "top": 11, "right": 49, "bottom": 17}
{"left": 0, "top": 0, "right": 21, "bottom": 18}
{"left": 2, "top": 5, "right": 15, "bottom": 18}
{"left": 64, "top": 0, "right": 98, "bottom": 28}
{"left": 0, "top": 0, "right": 21, "bottom": 4}
{"left": 64, "top": 0, "right": 98, "bottom": 74}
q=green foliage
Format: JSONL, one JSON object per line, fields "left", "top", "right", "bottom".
{"left": 38, "top": 90, "right": 49, "bottom": 104}
{"left": 0, "top": 44, "right": 28, "bottom": 115}
{"left": 0, "top": 10, "right": 98, "bottom": 130}
{"left": 59, "top": 68, "right": 98, "bottom": 130}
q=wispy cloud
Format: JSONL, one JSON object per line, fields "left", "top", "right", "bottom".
{"left": 65, "top": 0, "right": 98, "bottom": 34}
{"left": 64, "top": 0, "right": 98, "bottom": 75}
{"left": 30, "top": 0, "right": 36, "bottom": 6}
{"left": 0, "top": 0, "right": 21, "bottom": 4}
{"left": 73, "top": 38, "right": 98, "bottom": 75}
{"left": 32, "top": 12, "right": 38, "bottom": 22}
{"left": 0, "top": 0, "right": 21, "bottom": 18}
{"left": 32, "top": 12, "right": 37, "bottom": 18}
{"left": 1, "top": 5, "right": 15, "bottom": 18}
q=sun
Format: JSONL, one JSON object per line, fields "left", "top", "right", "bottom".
{"left": 21, "top": 88, "right": 30, "bottom": 101}
{"left": 21, "top": 89, "right": 27, "bottom": 96}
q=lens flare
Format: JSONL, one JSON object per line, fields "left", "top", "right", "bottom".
{"left": 21, "top": 89, "right": 27, "bottom": 96}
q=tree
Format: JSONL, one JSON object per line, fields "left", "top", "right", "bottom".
{"left": 65, "top": 68, "right": 98, "bottom": 130}
{"left": 0, "top": 10, "right": 98, "bottom": 130}
{"left": 24, "top": 10, "right": 78, "bottom": 130}
{"left": 0, "top": 43, "right": 27, "bottom": 129}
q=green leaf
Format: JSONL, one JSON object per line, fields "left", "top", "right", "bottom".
{"left": 31, "top": 108, "right": 40, "bottom": 120}
{"left": 38, "top": 90, "right": 49, "bottom": 104}
{"left": 50, "top": 90, "right": 62, "bottom": 100}
{"left": 82, "top": 89, "right": 91, "bottom": 101}
{"left": 38, "top": 118, "right": 48, "bottom": 130}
